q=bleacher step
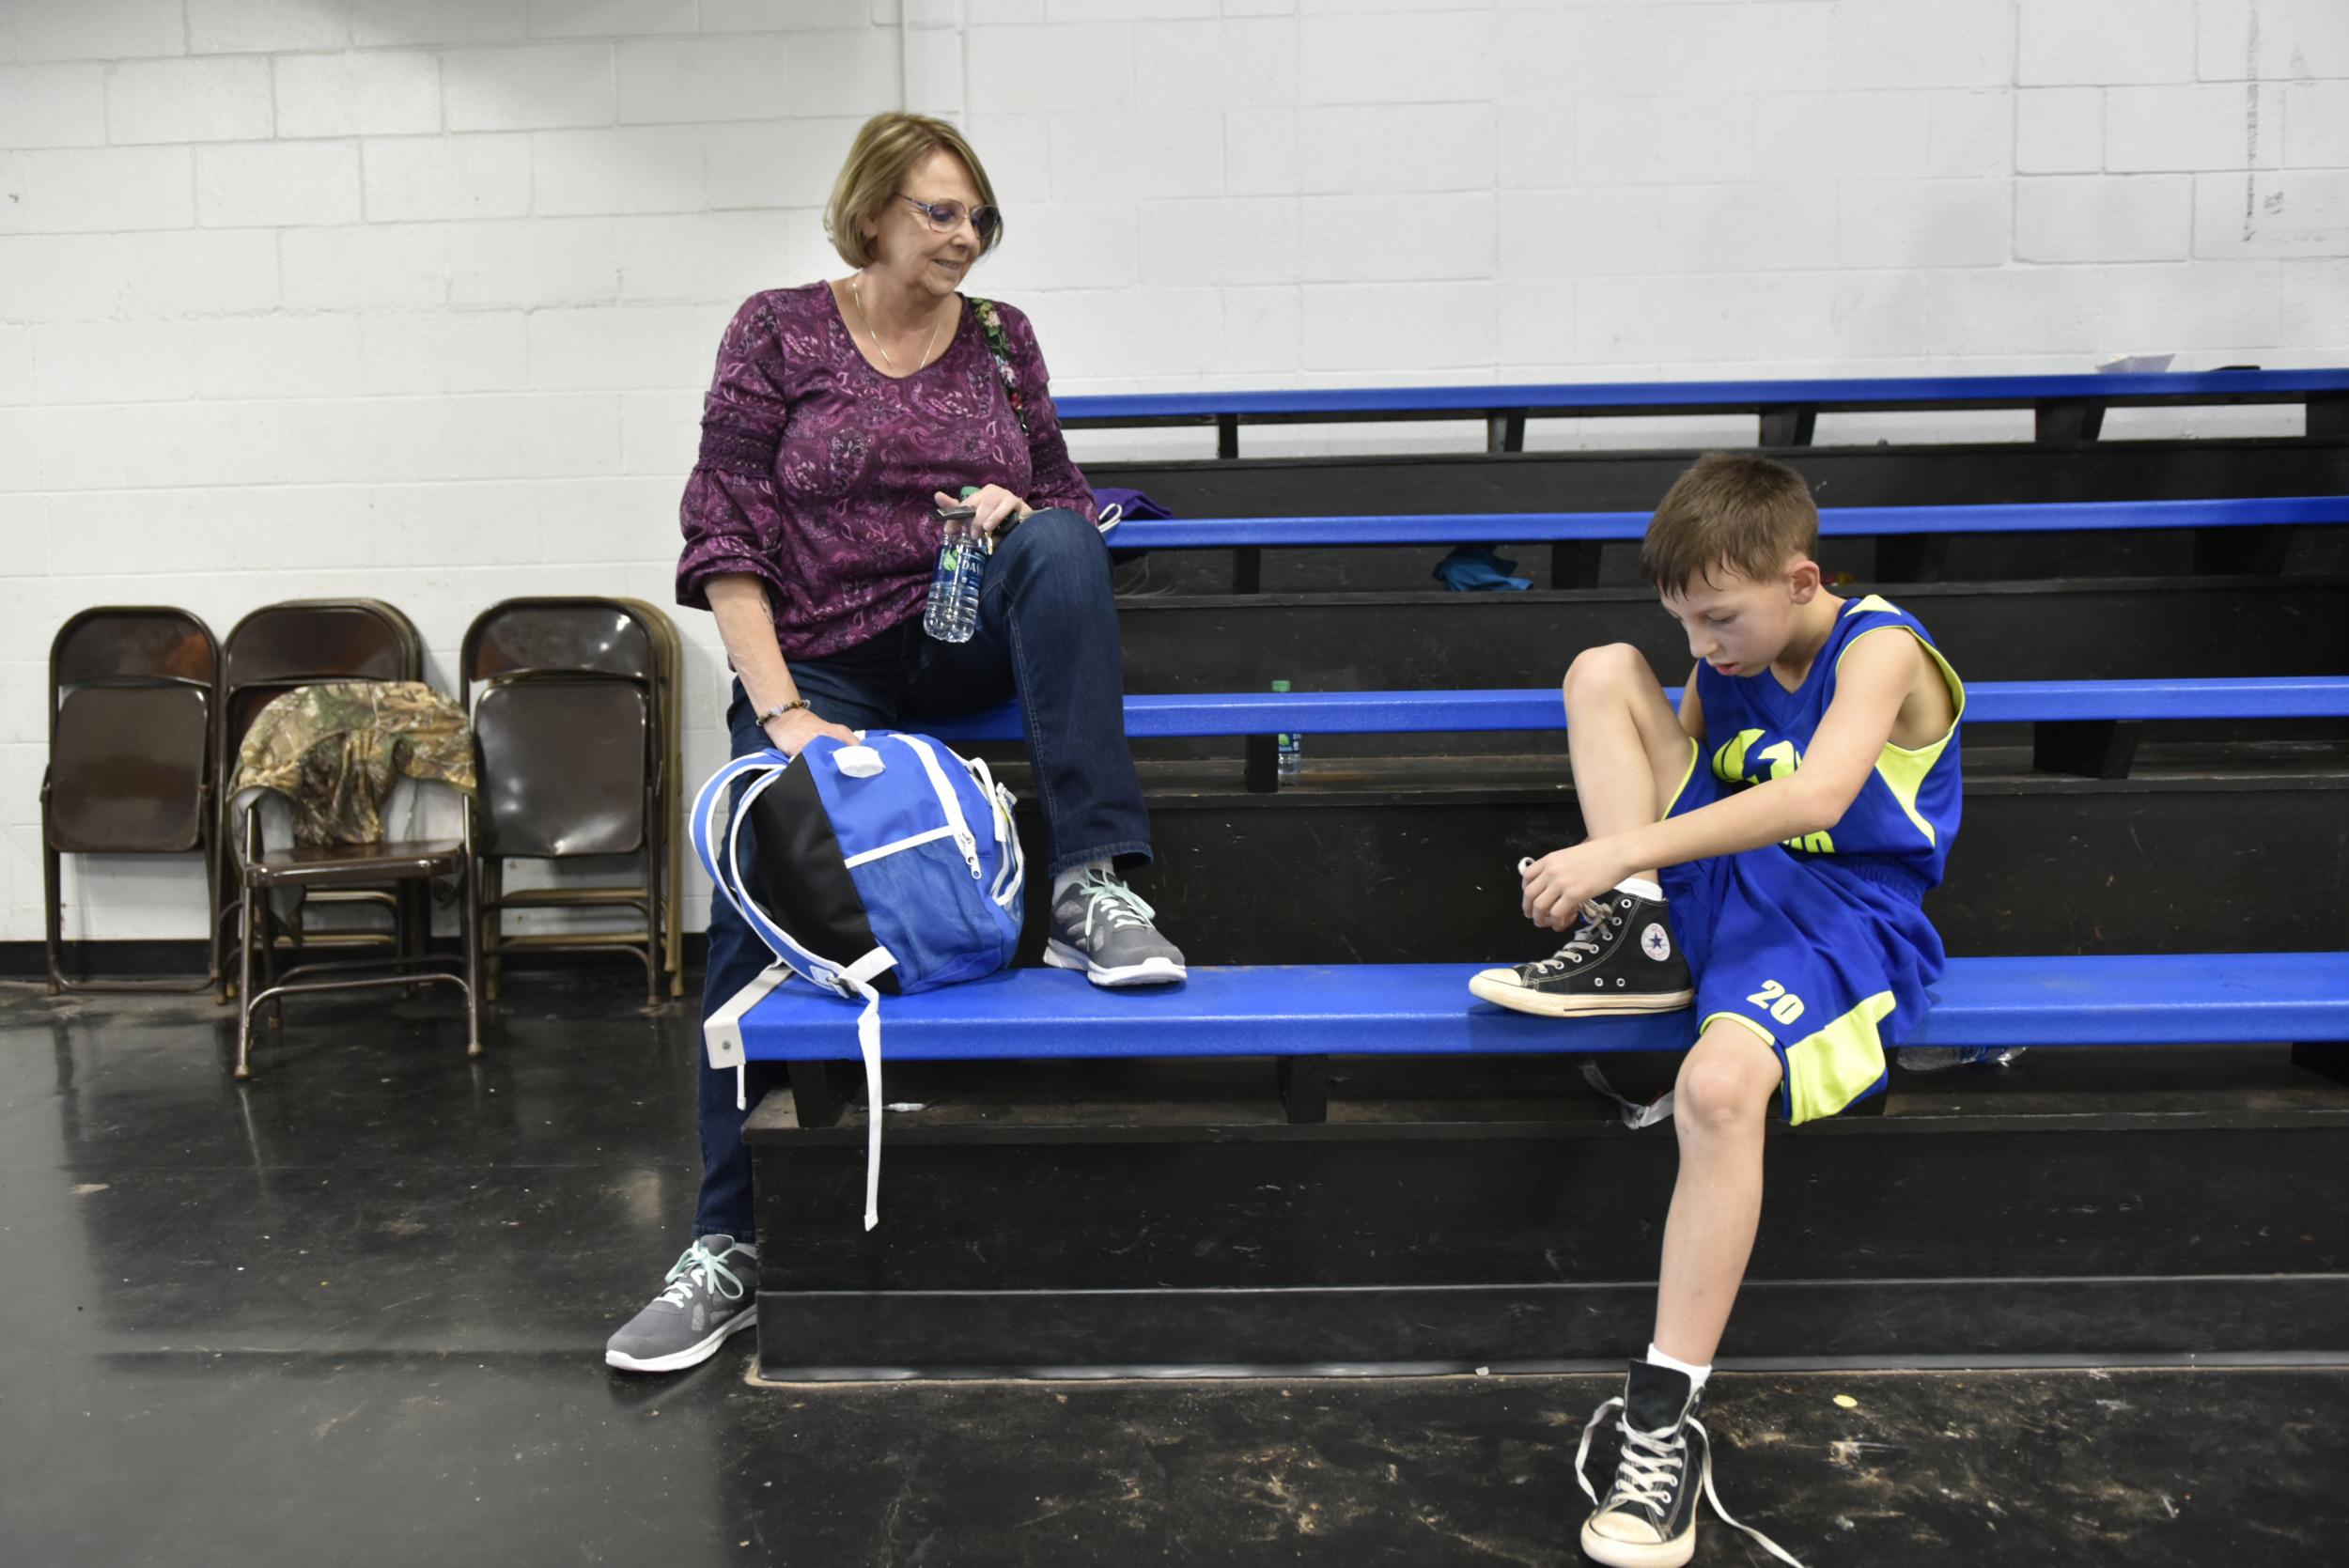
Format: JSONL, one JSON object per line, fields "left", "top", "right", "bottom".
{"left": 1113, "top": 577, "right": 2349, "bottom": 694}
{"left": 961, "top": 761, "right": 2349, "bottom": 963}
{"left": 745, "top": 1060, "right": 2349, "bottom": 1379}
{"left": 1086, "top": 437, "right": 2349, "bottom": 592}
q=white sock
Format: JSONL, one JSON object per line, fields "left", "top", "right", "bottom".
{"left": 1053, "top": 859, "right": 1112, "bottom": 902}
{"left": 1618, "top": 877, "right": 1664, "bottom": 902}
{"left": 1645, "top": 1342, "right": 1711, "bottom": 1390}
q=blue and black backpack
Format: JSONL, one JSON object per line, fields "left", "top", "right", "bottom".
{"left": 692, "top": 731, "right": 1025, "bottom": 1228}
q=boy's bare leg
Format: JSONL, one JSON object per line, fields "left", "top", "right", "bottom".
{"left": 1650, "top": 1019, "right": 1783, "bottom": 1365}
{"left": 1562, "top": 644, "right": 1695, "bottom": 881}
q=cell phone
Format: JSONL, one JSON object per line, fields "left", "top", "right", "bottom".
{"left": 929, "top": 505, "right": 977, "bottom": 525}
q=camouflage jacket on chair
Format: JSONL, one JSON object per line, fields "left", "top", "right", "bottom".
{"left": 229, "top": 680, "right": 475, "bottom": 847}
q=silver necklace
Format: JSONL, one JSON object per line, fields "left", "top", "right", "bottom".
{"left": 848, "top": 272, "right": 941, "bottom": 376}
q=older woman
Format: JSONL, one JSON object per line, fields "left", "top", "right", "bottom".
{"left": 606, "top": 113, "right": 1182, "bottom": 1374}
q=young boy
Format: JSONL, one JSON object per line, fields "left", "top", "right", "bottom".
{"left": 1469, "top": 453, "right": 1963, "bottom": 1568}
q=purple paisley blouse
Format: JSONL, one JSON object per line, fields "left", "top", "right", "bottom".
{"left": 674, "top": 282, "right": 1097, "bottom": 660}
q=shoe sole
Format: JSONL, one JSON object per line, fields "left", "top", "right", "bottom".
{"left": 1467, "top": 970, "right": 1695, "bottom": 1018}
{"left": 1578, "top": 1517, "right": 1695, "bottom": 1568}
{"left": 1044, "top": 939, "right": 1186, "bottom": 987}
{"left": 603, "top": 1303, "right": 756, "bottom": 1374}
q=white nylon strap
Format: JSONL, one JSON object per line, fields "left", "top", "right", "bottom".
{"left": 704, "top": 962, "right": 790, "bottom": 1073}
{"left": 1582, "top": 1063, "right": 1677, "bottom": 1129}
{"left": 840, "top": 946, "right": 897, "bottom": 1231}
{"left": 705, "top": 962, "right": 794, "bottom": 1110}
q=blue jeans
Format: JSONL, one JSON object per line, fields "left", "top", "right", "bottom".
{"left": 693, "top": 508, "right": 1151, "bottom": 1239}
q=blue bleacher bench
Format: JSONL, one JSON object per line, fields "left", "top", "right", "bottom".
{"left": 920, "top": 675, "right": 2349, "bottom": 744}
{"left": 1059, "top": 368, "right": 2349, "bottom": 454}
{"left": 1102, "top": 495, "right": 2349, "bottom": 551}
{"left": 713, "top": 957, "right": 2349, "bottom": 1129}
{"left": 716, "top": 954, "right": 2349, "bottom": 1069}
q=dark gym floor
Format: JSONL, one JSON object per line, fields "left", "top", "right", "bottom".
{"left": 5, "top": 971, "right": 2344, "bottom": 1567}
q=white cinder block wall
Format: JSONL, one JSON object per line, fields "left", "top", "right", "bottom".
{"left": 5, "top": 0, "right": 2345, "bottom": 945}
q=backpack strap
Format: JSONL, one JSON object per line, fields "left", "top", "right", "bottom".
{"left": 838, "top": 947, "right": 896, "bottom": 1231}
{"left": 690, "top": 748, "right": 899, "bottom": 1227}
{"left": 969, "top": 297, "right": 1028, "bottom": 438}
{"left": 690, "top": 751, "right": 893, "bottom": 995}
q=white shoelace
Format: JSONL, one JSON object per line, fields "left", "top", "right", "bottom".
{"left": 659, "top": 1241, "right": 746, "bottom": 1311}
{"left": 1074, "top": 874, "right": 1157, "bottom": 941}
{"left": 1575, "top": 1395, "right": 1807, "bottom": 1568}
{"left": 1524, "top": 898, "right": 1613, "bottom": 974}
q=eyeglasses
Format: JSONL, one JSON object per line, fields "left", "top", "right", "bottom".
{"left": 899, "top": 194, "right": 1001, "bottom": 247}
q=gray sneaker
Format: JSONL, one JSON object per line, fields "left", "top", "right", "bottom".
{"left": 1044, "top": 869, "right": 1186, "bottom": 986}
{"left": 604, "top": 1234, "right": 757, "bottom": 1374}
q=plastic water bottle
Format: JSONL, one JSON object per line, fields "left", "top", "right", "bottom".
{"left": 1271, "top": 678, "right": 1302, "bottom": 779}
{"left": 923, "top": 500, "right": 988, "bottom": 644}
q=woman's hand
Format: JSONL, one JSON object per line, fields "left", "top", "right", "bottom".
{"left": 763, "top": 707, "right": 859, "bottom": 758}
{"left": 1521, "top": 842, "right": 1631, "bottom": 931}
{"left": 937, "top": 486, "right": 1031, "bottom": 539}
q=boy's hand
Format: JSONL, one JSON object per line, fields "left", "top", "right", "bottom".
{"left": 1522, "top": 843, "right": 1628, "bottom": 931}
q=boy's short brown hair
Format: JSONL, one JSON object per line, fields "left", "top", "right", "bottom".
{"left": 1639, "top": 452, "right": 1819, "bottom": 596}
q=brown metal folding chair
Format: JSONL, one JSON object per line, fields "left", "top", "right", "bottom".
{"left": 462, "top": 598, "right": 670, "bottom": 1002}
{"left": 211, "top": 600, "right": 422, "bottom": 997}
{"left": 43, "top": 607, "right": 221, "bottom": 992}
{"left": 228, "top": 689, "right": 483, "bottom": 1080}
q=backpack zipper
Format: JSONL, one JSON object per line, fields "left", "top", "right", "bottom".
{"left": 894, "top": 735, "right": 982, "bottom": 881}
{"left": 841, "top": 824, "right": 961, "bottom": 868}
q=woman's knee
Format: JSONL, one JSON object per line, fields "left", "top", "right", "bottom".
{"left": 991, "top": 509, "right": 1112, "bottom": 622}
{"left": 1000, "top": 506, "right": 1104, "bottom": 572}
{"left": 1674, "top": 1031, "right": 1781, "bottom": 1137}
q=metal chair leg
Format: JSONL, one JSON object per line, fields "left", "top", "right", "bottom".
{"left": 234, "top": 877, "right": 257, "bottom": 1080}
{"left": 212, "top": 809, "right": 237, "bottom": 1003}
{"left": 42, "top": 831, "right": 63, "bottom": 997}
{"left": 461, "top": 803, "right": 484, "bottom": 1059}
{"left": 483, "top": 858, "right": 503, "bottom": 1003}
{"left": 258, "top": 898, "right": 284, "bottom": 1029}
{"left": 643, "top": 839, "right": 661, "bottom": 1005}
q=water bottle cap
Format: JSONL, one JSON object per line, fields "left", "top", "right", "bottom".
{"left": 1270, "top": 678, "right": 1291, "bottom": 692}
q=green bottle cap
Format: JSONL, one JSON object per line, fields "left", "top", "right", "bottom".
{"left": 1270, "top": 679, "right": 1291, "bottom": 693}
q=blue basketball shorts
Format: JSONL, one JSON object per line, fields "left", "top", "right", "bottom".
{"left": 1657, "top": 738, "right": 1948, "bottom": 1124}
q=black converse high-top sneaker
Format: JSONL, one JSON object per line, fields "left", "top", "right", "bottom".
{"left": 1577, "top": 1360, "right": 1807, "bottom": 1568}
{"left": 1468, "top": 884, "right": 1693, "bottom": 1017}
{"left": 1579, "top": 1359, "right": 1704, "bottom": 1567}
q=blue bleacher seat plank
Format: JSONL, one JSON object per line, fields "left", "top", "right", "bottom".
{"left": 1108, "top": 495, "right": 2349, "bottom": 551}
{"left": 1059, "top": 369, "right": 2349, "bottom": 424}
{"left": 730, "top": 954, "right": 2349, "bottom": 1062}
{"left": 918, "top": 675, "right": 2349, "bottom": 743}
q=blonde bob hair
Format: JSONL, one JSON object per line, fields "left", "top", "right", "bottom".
{"left": 823, "top": 112, "right": 1003, "bottom": 268}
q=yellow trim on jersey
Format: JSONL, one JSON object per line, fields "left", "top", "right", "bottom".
{"left": 1781, "top": 990, "right": 1896, "bottom": 1125}
{"left": 1699, "top": 1009, "right": 1780, "bottom": 1054}
{"left": 1832, "top": 602, "right": 1968, "bottom": 849}
{"left": 1664, "top": 736, "right": 1703, "bottom": 815}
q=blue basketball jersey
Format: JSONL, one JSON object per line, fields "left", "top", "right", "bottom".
{"left": 1693, "top": 594, "right": 1965, "bottom": 889}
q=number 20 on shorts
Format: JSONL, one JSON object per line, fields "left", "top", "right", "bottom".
{"left": 1746, "top": 979, "right": 1806, "bottom": 1026}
